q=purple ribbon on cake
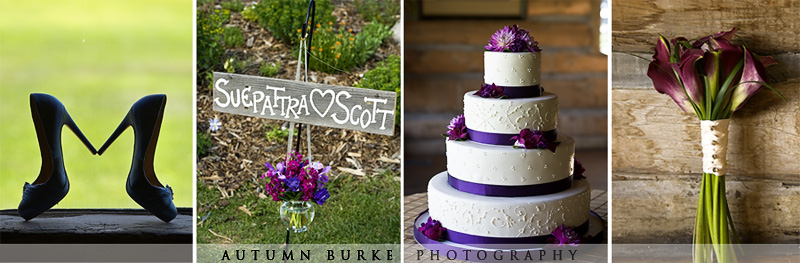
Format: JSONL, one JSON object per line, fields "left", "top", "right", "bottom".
{"left": 447, "top": 173, "right": 572, "bottom": 197}
{"left": 414, "top": 209, "right": 591, "bottom": 248}
{"left": 467, "top": 128, "right": 557, "bottom": 146}
{"left": 496, "top": 84, "right": 543, "bottom": 98}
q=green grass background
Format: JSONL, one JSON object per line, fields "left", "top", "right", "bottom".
{"left": 0, "top": 0, "right": 193, "bottom": 209}
{"left": 197, "top": 171, "right": 401, "bottom": 243}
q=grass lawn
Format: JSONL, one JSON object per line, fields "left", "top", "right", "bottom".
{"left": 197, "top": 171, "right": 401, "bottom": 244}
{"left": 0, "top": 0, "right": 193, "bottom": 209}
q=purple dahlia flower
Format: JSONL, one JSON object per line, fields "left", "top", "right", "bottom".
{"left": 510, "top": 128, "right": 559, "bottom": 152}
{"left": 474, "top": 83, "right": 504, "bottom": 98}
{"left": 485, "top": 24, "right": 541, "bottom": 52}
{"left": 419, "top": 217, "right": 447, "bottom": 241}
{"left": 445, "top": 115, "right": 469, "bottom": 141}
{"left": 548, "top": 224, "right": 581, "bottom": 247}
{"left": 574, "top": 158, "right": 586, "bottom": 180}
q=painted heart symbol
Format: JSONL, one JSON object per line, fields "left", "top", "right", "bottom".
{"left": 310, "top": 89, "right": 336, "bottom": 118}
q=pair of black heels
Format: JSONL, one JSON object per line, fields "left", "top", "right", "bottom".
{"left": 18, "top": 93, "right": 177, "bottom": 222}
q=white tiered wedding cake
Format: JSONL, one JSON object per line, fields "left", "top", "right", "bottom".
{"left": 415, "top": 25, "right": 597, "bottom": 248}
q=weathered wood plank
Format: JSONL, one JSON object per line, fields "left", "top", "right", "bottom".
{"left": 527, "top": 0, "right": 592, "bottom": 16}
{"left": 612, "top": 0, "right": 800, "bottom": 53}
{"left": 406, "top": 20, "right": 593, "bottom": 48}
{"left": 612, "top": 175, "right": 800, "bottom": 243}
{"left": 613, "top": 52, "right": 800, "bottom": 89}
{"left": 611, "top": 79, "right": 800, "bottom": 180}
{"left": 405, "top": 49, "right": 607, "bottom": 74}
{"left": 212, "top": 73, "right": 396, "bottom": 135}
{"left": 0, "top": 208, "right": 192, "bottom": 244}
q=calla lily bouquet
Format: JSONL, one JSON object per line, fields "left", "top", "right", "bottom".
{"left": 646, "top": 28, "right": 785, "bottom": 263}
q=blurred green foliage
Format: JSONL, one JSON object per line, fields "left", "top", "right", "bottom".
{"left": 259, "top": 61, "right": 281, "bottom": 77}
{"left": 197, "top": 131, "right": 212, "bottom": 157}
{"left": 0, "top": 0, "right": 193, "bottom": 209}
{"left": 223, "top": 26, "right": 244, "bottom": 48}
{"left": 306, "top": 22, "right": 391, "bottom": 73}
{"left": 253, "top": 0, "right": 334, "bottom": 45}
{"left": 197, "top": 9, "right": 230, "bottom": 81}
{"left": 220, "top": 0, "right": 244, "bottom": 12}
{"left": 356, "top": 55, "right": 400, "bottom": 126}
{"left": 354, "top": 0, "right": 399, "bottom": 25}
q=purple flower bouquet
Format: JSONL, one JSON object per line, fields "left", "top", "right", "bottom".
{"left": 262, "top": 152, "right": 331, "bottom": 233}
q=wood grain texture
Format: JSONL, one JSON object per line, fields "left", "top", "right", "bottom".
{"left": 613, "top": 52, "right": 800, "bottom": 89}
{"left": 212, "top": 73, "right": 396, "bottom": 135}
{"left": 612, "top": 78, "right": 800, "bottom": 180}
{"left": 406, "top": 20, "right": 593, "bottom": 48}
{"left": 0, "top": 208, "right": 192, "bottom": 243}
{"left": 527, "top": 0, "right": 592, "bottom": 16}
{"left": 612, "top": 0, "right": 800, "bottom": 53}
{"left": 612, "top": 175, "right": 800, "bottom": 243}
{"left": 406, "top": 49, "right": 607, "bottom": 74}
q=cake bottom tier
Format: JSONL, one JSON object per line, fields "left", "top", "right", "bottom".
{"left": 427, "top": 171, "right": 590, "bottom": 238}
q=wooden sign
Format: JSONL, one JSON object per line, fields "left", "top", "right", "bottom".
{"left": 212, "top": 72, "right": 396, "bottom": 135}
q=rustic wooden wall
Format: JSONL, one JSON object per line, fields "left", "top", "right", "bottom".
{"left": 612, "top": 0, "right": 800, "bottom": 243}
{"left": 405, "top": 0, "right": 608, "bottom": 154}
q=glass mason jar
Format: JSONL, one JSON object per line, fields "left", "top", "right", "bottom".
{"left": 280, "top": 201, "right": 315, "bottom": 233}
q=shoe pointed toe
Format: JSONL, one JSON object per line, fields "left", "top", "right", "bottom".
{"left": 18, "top": 181, "right": 68, "bottom": 221}
{"left": 128, "top": 184, "right": 177, "bottom": 222}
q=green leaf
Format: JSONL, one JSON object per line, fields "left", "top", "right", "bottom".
{"left": 710, "top": 58, "right": 744, "bottom": 120}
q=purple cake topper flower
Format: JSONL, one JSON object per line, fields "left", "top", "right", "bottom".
{"left": 511, "top": 128, "right": 560, "bottom": 152}
{"left": 445, "top": 115, "right": 469, "bottom": 141}
{"left": 418, "top": 217, "right": 447, "bottom": 241}
{"left": 548, "top": 224, "right": 581, "bottom": 247}
{"left": 573, "top": 158, "right": 586, "bottom": 180}
{"left": 485, "top": 24, "right": 541, "bottom": 53}
{"left": 474, "top": 83, "right": 505, "bottom": 98}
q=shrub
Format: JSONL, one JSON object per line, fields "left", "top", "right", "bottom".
{"left": 241, "top": 4, "right": 259, "bottom": 22}
{"left": 356, "top": 55, "right": 400, "bottom": 126}
{"left": 197, "top": 9, "right": 230, "bottom": 79}
{"left": 265, "top": 123, "right": 296, "bottom": 143}
{"left": 259, "top": 61, "right": 281, "bottom": 77}
{"left": 197, "top": 131, "right": 212, "bottom": 157}
{"left": 307, "top": 22, "right": 392, "bottom": 73}
{"left": 253, "top": 0, "right": 334, "bottom": 45}
{"left": 223, "top": 57, "right": 248, "bottom": 73}
{"left": 223, "top": 26, "right": 245, "bottom": 48}
{"left": 354, "top": 0, "right": 399, "bottom": 25}
{"left": 221, "top": 0, "right": 245, "bottom": 12}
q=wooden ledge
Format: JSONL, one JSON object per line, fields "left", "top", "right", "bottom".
{"left": 0, "top": 208, "right": 192, "bottom": 244}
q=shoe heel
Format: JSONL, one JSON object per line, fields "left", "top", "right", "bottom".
{"left": 63, "top": 113, "right": 98, "bottom": 155}
{"left": 97, "top": 112, "right": 131, "bottom": 155}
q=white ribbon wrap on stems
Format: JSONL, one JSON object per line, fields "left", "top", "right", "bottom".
{"left": 701, "top": 119, "right": 730, "bottom": 176}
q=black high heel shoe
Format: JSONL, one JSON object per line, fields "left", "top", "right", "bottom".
{"left": 19, "top": 93, "right": 98, "bottom": 220}
{"left": 97, "top": 94, "right": 177, "bottom": 222}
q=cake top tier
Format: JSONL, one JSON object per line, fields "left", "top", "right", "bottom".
{"left": 485, "top": 24, "right": 540, "bottom": 53}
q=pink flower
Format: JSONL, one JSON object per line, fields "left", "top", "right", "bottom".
{"left": 419, "top": 217, "right": 447, "bottom": 241}
{"left": 548, "top": 224, "right": 581, "bottom": 247}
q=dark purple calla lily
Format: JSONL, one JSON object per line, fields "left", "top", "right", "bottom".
{"left": 648, "top": 35, "right": 694, "bottom": 112}
{"left": 647, "top": 28, "right": 778, "bottom": 119}
{"left": 730, "top": 46, "right": 769, "bottom": 111}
